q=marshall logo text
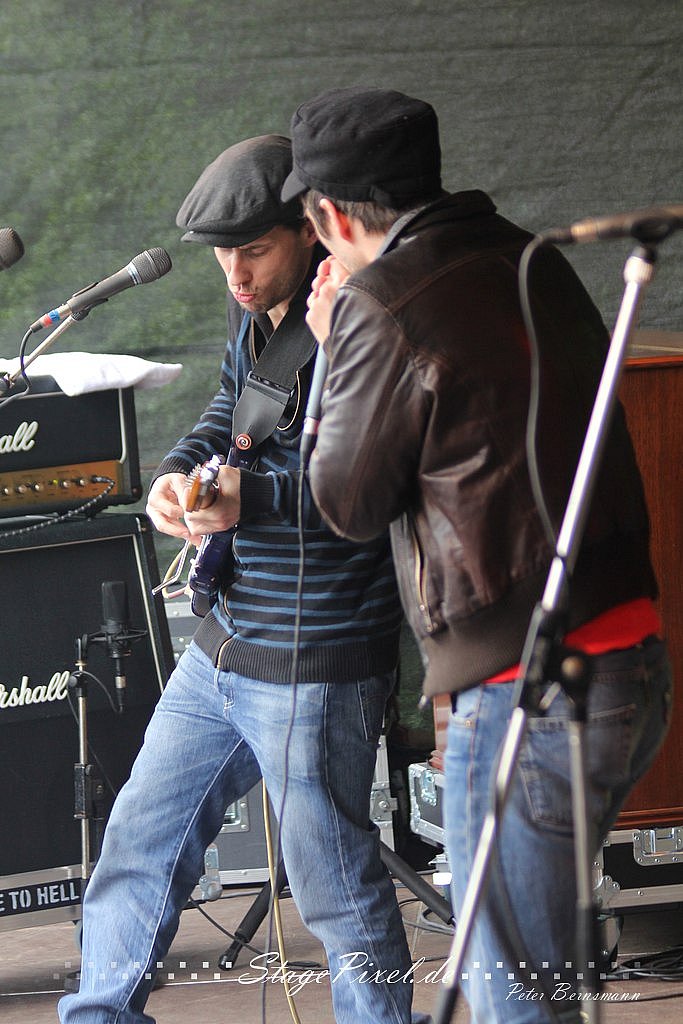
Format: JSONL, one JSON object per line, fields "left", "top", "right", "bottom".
{"left": 0, "top": 420, "right": 38, "bottom": 454}
{"left": 0, "top": 671, "right": 71, "bottom": 710}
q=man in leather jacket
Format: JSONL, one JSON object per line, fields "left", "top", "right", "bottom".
{"left": 59, "top": 134, "right": 430, "bottom": 1024}
{"left": 284, "top": 87, "right": 672, "bottom": 1023}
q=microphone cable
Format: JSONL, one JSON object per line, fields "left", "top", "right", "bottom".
{"left": 0, "top": 308, "right": 92, "bottom": 409}
{"left": 263, "top": 776, "right": 303, "bottom": 1024}
{"left": 258, "top": 461, "right": 308, "bottom": 1024}
{"left": 65, "top": 668, "right": 120, "bottom": 800}
{"left": 0, "top": 328, "right": 33, "bottom": 408}
{"left": 517, "top": 234, "right": 560, "bottom": 549}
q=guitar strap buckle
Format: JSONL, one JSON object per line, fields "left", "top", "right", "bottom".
{"left": 231, "top": 311, "right": 316, "bottom": 455}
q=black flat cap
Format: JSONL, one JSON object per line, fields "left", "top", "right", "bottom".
{"left": 282, "top": 87, "right": 442, "bottom": 207}
{"left": 177, "top": 134, "right": 304, "bottom": 247}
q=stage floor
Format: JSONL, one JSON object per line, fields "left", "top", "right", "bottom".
{"left": 1, "top": 881, "right": 682, "bottom": 1023}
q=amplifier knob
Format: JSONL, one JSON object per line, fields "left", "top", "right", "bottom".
{"left": 1, "top": 487, "right": 10, "bottom": 497}
{"left": 59, "top": 480, "right": 72, "bottom": 489}
{"left": 15, "top": 484, "right": 28, "bottom": 495}
{"left": 75, "top": 477, "right": 87, "bottom": 487}
{"left": 30, "top": 482, "right": 44, "bottom": 492}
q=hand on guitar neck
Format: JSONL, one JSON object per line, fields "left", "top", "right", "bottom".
{"left": 181, "top": 455, "right": 241, "bottom": 547}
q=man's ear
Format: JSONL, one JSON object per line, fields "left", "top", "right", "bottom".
{"left": 319, "top": 197, "right": 353, "bottom": 241}
{"left": 299, "top": 217, "right": 318, "bottom": 247}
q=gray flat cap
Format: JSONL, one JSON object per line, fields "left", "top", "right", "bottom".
{"left": 177, "top": 134, "right": 304, "bottom": 247}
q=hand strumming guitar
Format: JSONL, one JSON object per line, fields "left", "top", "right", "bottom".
{"left": 146, "top": 464, "right": 241, "bottom": 548}
{"left": 181, "top": 463, "right": 241, "bottom": 546}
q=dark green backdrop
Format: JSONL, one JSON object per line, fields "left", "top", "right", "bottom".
{"left": 1, "top": 0, "right": 681, "bottom": 562}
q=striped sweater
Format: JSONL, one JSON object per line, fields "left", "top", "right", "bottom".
{"left": 155, "top": 257, "right": 402, "bottom": 684}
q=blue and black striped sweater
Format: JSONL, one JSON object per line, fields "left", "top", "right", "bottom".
{"left": 155, "top": 266, "right": 402, "bottom": 684}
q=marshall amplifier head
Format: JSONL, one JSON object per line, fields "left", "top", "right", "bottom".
{"left": 0, "top": 376, "right": 142, "bottom": 517}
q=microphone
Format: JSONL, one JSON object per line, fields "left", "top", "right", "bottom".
{"left": 300, "top": 346, "right": 328, "bottom": 469}
{"left": 0, "top": 227, "right": 24, "bottom": 271}
{"left": 540, "top": 204, "right": 683, "bottom": 245}
{"left": 29, "top": 247, "right": 172, "bottom": 332}
{"left": 100, "top": 580, "right": 133, "bottom": 714}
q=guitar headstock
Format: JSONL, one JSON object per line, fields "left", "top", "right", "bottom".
{"left": 184, "top": 454, "right": 225, "bottom": 512}
{"left": 184, "top": 465, "right": 204, "bottom": 512}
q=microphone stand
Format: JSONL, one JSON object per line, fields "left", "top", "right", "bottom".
{"left": 0, "top": 309, "right": 90, "bottom": 396}
{"left": 68, "top": 635, "right": 107, "bottom": 896}
{"left": 63, "top": 617, "right": 146, "bottom": 994}
{"left": 433, "top": 242, "right": 660, "bottom": 1024}
{"left": 68, "top": 605, "right": 147, "bottom": 888}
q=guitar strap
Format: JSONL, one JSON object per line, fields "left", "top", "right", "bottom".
{"left": 185, "top": 311, "right": 315, "bottom": 619}
{"left": 231, "top": 310, "right": 316, "bottom": 457}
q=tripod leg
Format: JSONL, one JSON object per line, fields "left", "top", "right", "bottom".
{"left": 218, "top": 860, "right": 288, "bottom": 970}
{"left": 380, "top": 841, "right": 453, "bottom": 926}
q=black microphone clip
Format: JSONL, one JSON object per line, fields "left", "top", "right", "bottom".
{"left": 96, "top": 580, "right": 147, "bottom": 714}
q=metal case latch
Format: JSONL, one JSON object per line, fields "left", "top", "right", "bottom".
{"left": 633, "top": 826, "right": 683, "bottom": 866}
{"left": 197, "top": 842, "right": 222, "bottom": 901}
{"left": 419, "top": 768, "right": 438, "bottom": 807}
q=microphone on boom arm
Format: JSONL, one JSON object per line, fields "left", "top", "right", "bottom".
{"left": 28, "top": 247, "right": 172, "bottom": 332}
{"left": 539, "top": 203, "right": 683, "bottom": 245}
{"left": 0, "top": 247, "right": 172, "bottom": 399}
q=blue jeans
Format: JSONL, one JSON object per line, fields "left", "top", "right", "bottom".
{"left": 444, "top": 638, "right": 672, "bottom": 1024}
{"left": 58, "top": 642, "right": 418, "bottom": 1024}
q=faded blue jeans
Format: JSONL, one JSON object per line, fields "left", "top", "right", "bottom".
{"left": 58, "top": 641, "right": 420, "bottom": 1024}
{"left": 444, "top": 638, "right": 672, "bottom": 1024}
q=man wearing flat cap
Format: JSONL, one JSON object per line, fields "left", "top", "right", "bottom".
{"left": 59, "top": 134, "right": 431, "bottom": 1024}
{"left": 293, "top": 87, "right": 671, "bottom": 1023}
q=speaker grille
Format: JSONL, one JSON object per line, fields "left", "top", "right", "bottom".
{"left": 0, "top": 514, "right": 174, "bottom": 877}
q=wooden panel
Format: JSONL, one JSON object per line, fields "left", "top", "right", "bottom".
{"left": 617, "top": 356, "right": 683, "bottom": 826}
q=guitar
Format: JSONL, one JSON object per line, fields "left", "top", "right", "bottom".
{"left": 185, "top": 448, "right": 249, "bottom": 617}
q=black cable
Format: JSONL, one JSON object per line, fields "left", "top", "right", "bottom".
{"left": 0, "top": 328, "right": 33, "bottom": 407}
{"left": 0, "top": 477, "right": 116, "bottom": 540}
{"left": 607, "top": 945, "right": 683, "bottom": 982}
{"left": 398, "top": 899, "right": 454, "bottom": 937}
{"left": 189, "top": 896, "right": 268, "bottom": 959}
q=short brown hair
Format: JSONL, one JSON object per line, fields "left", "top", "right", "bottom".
{"left": 303, "top": 189, "right": 405, "bottom": 236}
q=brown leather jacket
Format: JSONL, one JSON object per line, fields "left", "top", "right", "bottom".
{"left": 309, "top": 191, "right": 657, "bottom": 697}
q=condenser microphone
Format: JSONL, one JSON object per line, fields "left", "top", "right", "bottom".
{"left": 101, "top": 580, "right": 132, "bottom": 714}
{"left": 28, "top": 247, "right": 172, "bottom": 332}
{"left": 540, "top": 204, "right": 683, "bottom": 245}
{"left": 300, "top": 346, "right": 329, "bottom": 469}
{"left": 0, "top": 227, "right": 24, "bottom": 271}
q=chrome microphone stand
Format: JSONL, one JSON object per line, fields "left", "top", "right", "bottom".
{"left": 433, "top": 240, "right": 662, "bottom": 1024}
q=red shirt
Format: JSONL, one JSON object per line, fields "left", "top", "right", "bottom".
{"left": 485, "top": 598, "right": 661, "bottom": 683}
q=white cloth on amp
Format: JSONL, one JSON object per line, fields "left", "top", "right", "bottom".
{"left": 0, "top": 351, "right": 182, "bottom": 395}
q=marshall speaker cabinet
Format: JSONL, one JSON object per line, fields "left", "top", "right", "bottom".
{"left": 0, "top": 513, "right": 174, "bottom": 931}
